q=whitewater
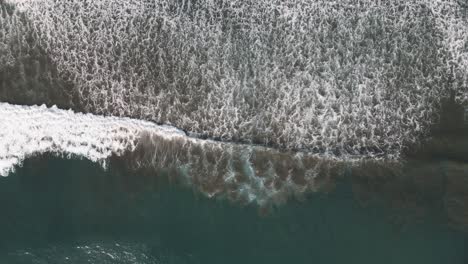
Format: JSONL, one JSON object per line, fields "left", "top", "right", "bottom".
{"left": 1, "top": 0, "right": 467, "bottom": 160}
{"left": 0, "top": 102, "right": 184, "bottom": 176}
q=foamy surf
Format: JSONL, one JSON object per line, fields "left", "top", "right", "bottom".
{"left": 0, "top": 103, "right": 174, "bottom": 175}
{"left": 2, "top": 0, "right": 467, "bottom": 159}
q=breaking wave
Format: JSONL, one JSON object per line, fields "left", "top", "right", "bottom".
{"left": 1, "top": 102, "right": 361, "bottom": 206}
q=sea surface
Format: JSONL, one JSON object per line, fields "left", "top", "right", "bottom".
{"left": 1, "top": 0, "right": 468, "bottom": 263}
{"left": 0, "top": 156, "right": 466, "bottom": 264}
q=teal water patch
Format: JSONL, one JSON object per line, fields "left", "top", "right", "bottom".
{"left": 0, "top": 155, "right": 466, "bottom": 264}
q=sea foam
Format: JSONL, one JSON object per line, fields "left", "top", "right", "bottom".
{"left": 0, "top": 102, "right": 183, "bottom": 176}
{"left": 2, "top": 0, "right": 467, "bottom": 159}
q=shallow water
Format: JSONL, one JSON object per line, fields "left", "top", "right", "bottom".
{"left": 0, "top": 156, "right": 466, "bottom": 264}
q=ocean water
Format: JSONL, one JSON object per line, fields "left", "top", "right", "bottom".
{"left": 2, "top": 0, "right": 468, "bottom": 263}
{"left": 0, "top": 156, "right": 466, "bottom": 264}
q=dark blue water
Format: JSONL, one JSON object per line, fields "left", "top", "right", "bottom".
{"left": 0, "top": 155, "right": 466, "bottom": 263}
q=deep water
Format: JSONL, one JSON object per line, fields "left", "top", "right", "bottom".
{"left": 0, "top": 156, "right": 467, "bottom": 264}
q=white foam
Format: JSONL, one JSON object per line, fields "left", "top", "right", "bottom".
{"left": 5, "top": 0, "right": 465, "bottom": 158}
{"left": 0, "top": 102, "right": 186, "bottom": 176}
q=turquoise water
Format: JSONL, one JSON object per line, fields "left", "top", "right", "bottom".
{"left": 0, "top": 156, "right": 466, "bottom": 263}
